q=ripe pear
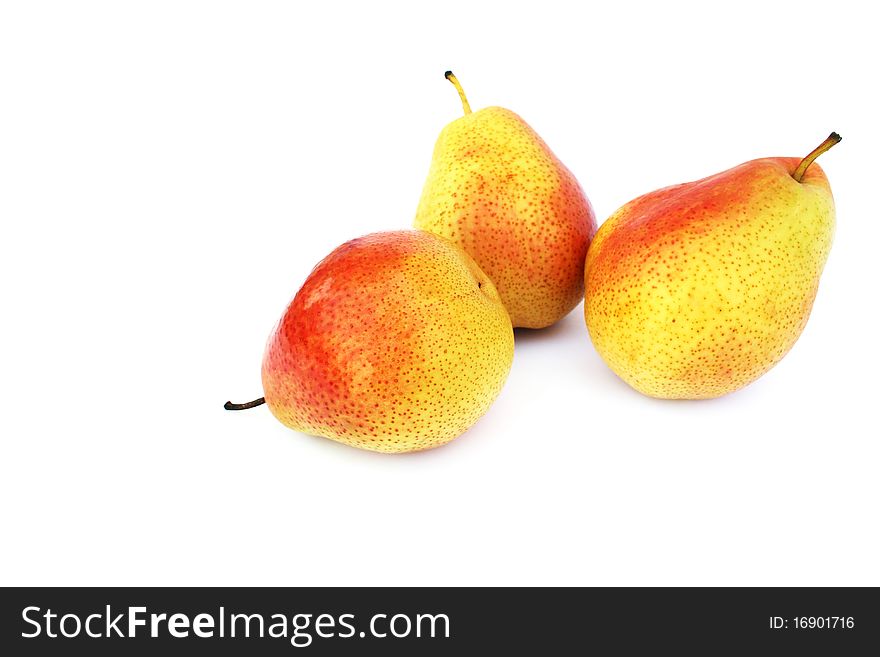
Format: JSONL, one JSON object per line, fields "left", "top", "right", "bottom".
{"left": 414, "top": 71, "right": 597, "bottom": 329}
{"left": 226, "top": 230, "right": 514, "bottom": 453}
{"left": 584, "top": 133, "right": 841, "bottom": 399}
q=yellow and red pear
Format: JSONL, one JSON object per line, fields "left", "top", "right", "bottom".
{"left": 584, "top": 133, "right": 841, "bottom": 399}
{"left": 226, "top": 230, "right": 514, "bottom": 453}
{"left": 415, "top": 71, "right": 596, "bottom": 329}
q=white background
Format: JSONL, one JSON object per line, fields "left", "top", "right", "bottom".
{"left": 2, "top": 1, "right": 878, "bottom": 586}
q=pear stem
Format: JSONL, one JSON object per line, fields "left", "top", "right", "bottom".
{"left": 792, "top": 132, "right": 841, "bottom": 182}
{"left": 224, "top": 397, "right": 265, "bottom": 411}
{"left": 444, "top": 70, "right": 472, "bottom": 115}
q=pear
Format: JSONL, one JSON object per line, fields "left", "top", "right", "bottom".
{"left": 584, "top": 133, "right": 841, "bottom": 399}
{"left": 226, "top": 230, "right": 514, "bottom": 453}
{"left": 414, "top": 71, "right": 596, "bottom": 329}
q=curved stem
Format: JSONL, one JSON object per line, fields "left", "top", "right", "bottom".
{"left": 792, "top": 132, "right": 841, "bottom": 182}
{"left": 224, "top": 397, "right": 265, "bottom": 411}
{"left": 444, "top": 70, "right": 472, "bottom": 115}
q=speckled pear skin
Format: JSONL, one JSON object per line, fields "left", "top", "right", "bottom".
{"left": 584, "top": 157, "right": 835, "bottom": 399}
{"left": 261, "top": 230, "right": 514, "bottom": 453}
{"left": 414, "top": 106, "right": 597, "bottom": 329}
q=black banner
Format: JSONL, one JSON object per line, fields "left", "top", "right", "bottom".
{"left": 1, "top": 587, "right": 877, "bottom": 654}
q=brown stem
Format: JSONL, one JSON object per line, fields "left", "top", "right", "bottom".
{"left": 224, "top": 397, "right": 265, "bottom": 411}
{"left": 792, "top": 132, "right": 841, "bottom": 182}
